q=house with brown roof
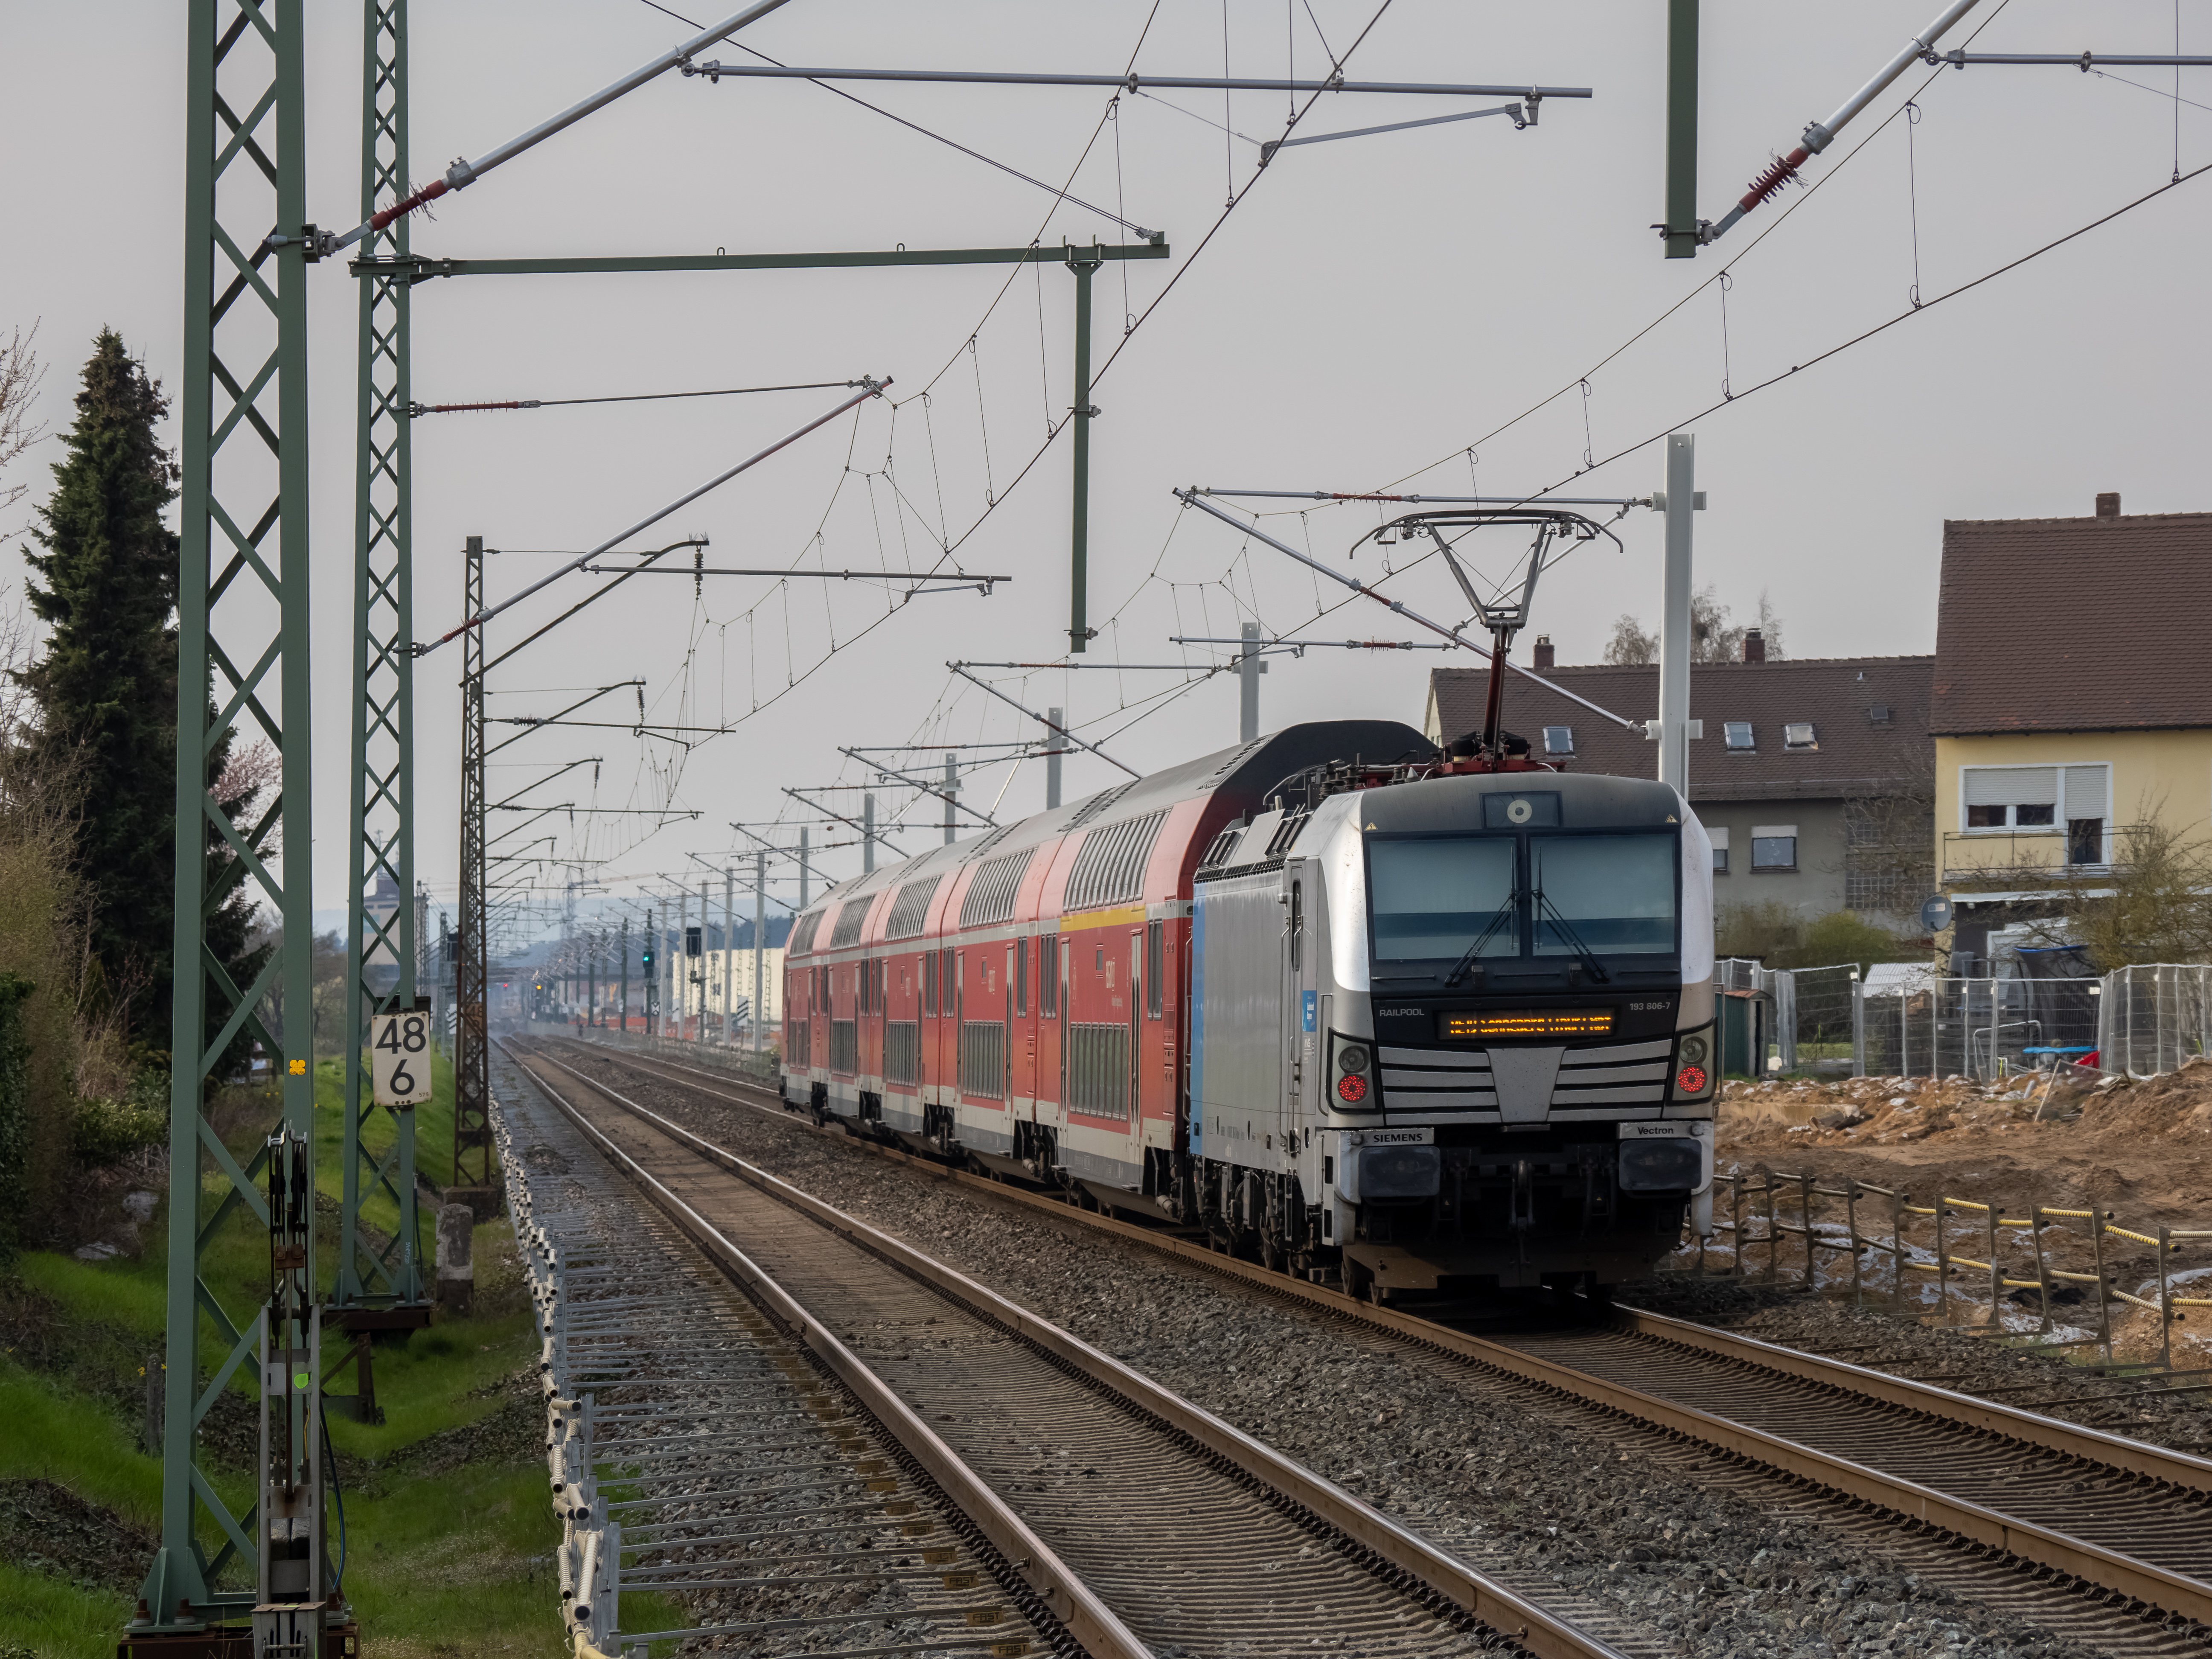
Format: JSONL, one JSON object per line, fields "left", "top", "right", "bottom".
{"left": 1426, "top": 643, "right": 1934, "bottom": 929}
{"left": 1933, "top": 494, "right": 2212, "bottom": 958}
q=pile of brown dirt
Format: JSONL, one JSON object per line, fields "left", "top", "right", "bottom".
{"left": 1706, "top": 1060, "right": 2212, "bottom": 1369}
{"left": 1716, "top": 1057, "right": 2212, "bottom": 1229}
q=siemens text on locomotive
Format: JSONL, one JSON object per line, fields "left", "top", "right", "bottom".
{"left": 779, "top": 718, "right": 1717, "bottom": 1299}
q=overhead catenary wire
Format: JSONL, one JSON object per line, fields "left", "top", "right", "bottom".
{"left": 423, "top": 379, "right": 887, "bottom": 652}
{"left": 1171, "top": 489, "right": 1642, "bottom": 731}
{"left": 553, "top": 0, "right": 1401, "bottom": 836}
{"left": 1370, "top": 0, "right": 2018, "bottom": 500}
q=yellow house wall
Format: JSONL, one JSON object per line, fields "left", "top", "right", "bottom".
{"left": 1934, "top": 730, "right": 2212, "bottom": 882}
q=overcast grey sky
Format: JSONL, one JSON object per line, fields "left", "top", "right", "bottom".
{"left": 5, "top": 2, "right": 2206, "bottom": 943}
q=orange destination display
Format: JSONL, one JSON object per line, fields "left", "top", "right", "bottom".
{"left": 1438, "top": 1009, "right": 1615, "bottom": 1040}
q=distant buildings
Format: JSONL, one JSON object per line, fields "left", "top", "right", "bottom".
{"left": 1932, "top": 494, "right": 2212, "bottom": 963}
{"left": 1425, "top": 490, "right": 2212, "bottom": 969}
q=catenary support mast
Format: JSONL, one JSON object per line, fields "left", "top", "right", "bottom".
{"left": 453, "top": 536, "right": 494, "bottom": 1196}
{"left": 140, "top": 0, "right": 322, "bottom": 1638}
{"left": 337, "top": 0, "right": 425, "bottom": 1312}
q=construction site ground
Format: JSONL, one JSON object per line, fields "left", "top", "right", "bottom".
{"left": 1624, "top": 1058, "right": 2212, "bottom": 1455}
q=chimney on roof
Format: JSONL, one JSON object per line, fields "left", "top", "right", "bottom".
{"left": 1743, "top": 629, "right": 1765, "bottom": 664}
{"left": 2096, "top": 492, "right": 2121, "bottom": 518}
{"left": 1533, "top": 634, "right": 1554, "bottom": 670}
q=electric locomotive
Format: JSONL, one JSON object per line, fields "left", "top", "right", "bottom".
{"left": 779, "top": 718, "right": 1716, "bottom": 1298}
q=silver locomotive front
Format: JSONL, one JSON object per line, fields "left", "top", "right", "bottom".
{"left": 1187, "top": 768, "right": 1716, "bottom": 1299}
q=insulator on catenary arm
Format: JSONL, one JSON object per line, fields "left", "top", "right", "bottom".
{"left": 1700, "top": 0, "right": 1980, "bottom": 246}
{"left": 410, "top": 401, "right": 541, "bottom": 417}
{"left": 329, "top": 0, "right": 796, "bottom": 254}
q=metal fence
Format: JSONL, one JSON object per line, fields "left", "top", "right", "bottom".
{"left": 2097, "top": 964, "right": 2212, "bottom": 1077}
{"left": 1682, "top": 1166, "right": 2212, "bottom": 1374}
{"left": 1715, "top": 960, "right": 2105, "bottom": 1082}
{"left": 1854, "top": 975, "right": 2099, "bottom": 1081}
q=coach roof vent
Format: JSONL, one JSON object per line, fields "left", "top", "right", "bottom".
{"left": 884, "top": 873, "right": 942, "bottom": 940}
{"left": 1064, "top": 809, "right": 1169, "bottom": 912}
{"left": 958, "top": 847, "right": 1033, "bottom": 927}
{"left": 828, "top": 895, "right": 874, "bottom": 949}
{"left": 1062, "top": 781, "right": 1135, "bottom": 830}
{"left": 789, "top": 909, "right": 826, "bottom": 955}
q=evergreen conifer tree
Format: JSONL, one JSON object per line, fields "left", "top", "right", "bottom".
{"left": 17, "top": 331, "right": 180, "bottom": 1035}
{"left": 15, "top": 331, "right": 273, "bottom": 1062}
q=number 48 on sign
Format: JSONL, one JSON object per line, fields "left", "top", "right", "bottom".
{"left": 371, "top": 1010, "right": 434, "bottom": 1107}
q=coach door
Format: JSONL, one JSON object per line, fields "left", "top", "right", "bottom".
{"left": 1127, "top": 928, "right": 1144, "bottom": 1127}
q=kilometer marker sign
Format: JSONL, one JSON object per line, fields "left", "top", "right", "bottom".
{"left": 371, "top": 1010, "right": 434, "bottom": 1107}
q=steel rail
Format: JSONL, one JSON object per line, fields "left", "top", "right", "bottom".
{"left": 557, "top": 1040, "right": 2212, "bottom": 1633}
{"left": 501, "top": 1042, "right": 1146, "bottom": 1659}
{"left": 514, "top": 1040, "right": 1632, "bottom": 1659}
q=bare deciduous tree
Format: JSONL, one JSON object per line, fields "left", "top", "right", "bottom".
{"left": 1600, "top": 586, "right": 1786, "bottom": 666}
{"left": 0, "top": 323, "right": 46, "bottom": 527}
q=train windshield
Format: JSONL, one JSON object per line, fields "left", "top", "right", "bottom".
{"left": 1368, "top": 837, "right": 1519, "bottom": 963}
{"left": 1530, "top": 833, "right": 1677, "bottom": 957}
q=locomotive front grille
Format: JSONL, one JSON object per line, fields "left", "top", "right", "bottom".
{"left": 1376, "top": 1036, "right": 1671, "bottom": 1118}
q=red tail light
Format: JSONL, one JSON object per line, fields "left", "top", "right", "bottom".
{"left": 1676, "top": 1065, "right": 1708, "bottom": 1094}
{"left": 1336, "top": 1074, "right": 1368, "bottom": 1103}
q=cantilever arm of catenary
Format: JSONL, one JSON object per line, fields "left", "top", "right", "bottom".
{"left": 1703, "top": 0, "right": 1980, "bottom": 244}
{"left": 329, "top": 0, "right": 797, "bottom": 253}
{"left": 946, "top": 666, "right": 1142, "bottom": 780}
{"left": 837, "top": 748, "right": 1001, "bottom": 829}
{"left": 421, "top": 378, "right": 888, "bottom": 654}
{"left": 1170, "top": 489, "right": 1641, "bottom": 733}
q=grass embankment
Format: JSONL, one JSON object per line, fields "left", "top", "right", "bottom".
{"left": 0, "top": 1050, "right": 687, "bottom": 1658}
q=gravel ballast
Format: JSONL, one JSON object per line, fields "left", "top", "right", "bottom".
{"left": 520, "top": 1041, "right": 2188, "bottom": 1659}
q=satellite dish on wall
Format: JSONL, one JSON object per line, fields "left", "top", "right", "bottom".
{"left": 1920, "top": 895, "right": 1954, "bottom": 933}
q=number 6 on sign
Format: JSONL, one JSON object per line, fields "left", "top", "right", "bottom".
{"left": 371, "top": 1011, "right": 434, "bottom": 1107}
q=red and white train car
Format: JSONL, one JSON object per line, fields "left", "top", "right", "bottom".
{"left": 780, "top": 721, "right": 1429, "bottom": 1199}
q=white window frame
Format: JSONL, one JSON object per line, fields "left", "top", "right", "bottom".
{"left": 1542, "top": 724, "right": 1574, "bottom": 756}
{"left": 1723, "top": 721, "right": 1755, "bottom": 751}
{"left": 1958, "top": 762, "right": 2111, "bottom": 863}
{"left": 1749, "top": 823, "right": 1799, "bottom": 872}
{"left": 1783, "top": 722, "right": 1817, "bottom": 750}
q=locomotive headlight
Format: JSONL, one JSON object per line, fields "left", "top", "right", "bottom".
{"left": 1328, "top": 1034, "right": 1380, "bottom": 1110}
{"left": 1671, "top": 1025, "right": 1717, "bottom": 1100}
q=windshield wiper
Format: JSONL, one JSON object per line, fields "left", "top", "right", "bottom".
{"left": 1443, "top": 888, "right": 1522, "bottom": 987}
{"left": 1533, "top": 887, "right": 1610, "bottom": 985}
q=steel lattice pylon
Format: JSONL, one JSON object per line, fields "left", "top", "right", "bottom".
{"left": 335, "top": 0, "right": 426, "bottom": 1309}
{"left": 454, "top": 537, "right": 494, "bottom": 1191}
{"left": 138, "top": 0, "right": 318, "bottom": 1631}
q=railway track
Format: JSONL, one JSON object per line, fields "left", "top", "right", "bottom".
{"left": 500, "top": 1040, "right": 1634, "bottom": 1659}
{"left": 492, "top": 1056, "right": 1080, "bottom": 1659}
{"left": 536, "top": 1035, "right": 2212, "bottom": 1655}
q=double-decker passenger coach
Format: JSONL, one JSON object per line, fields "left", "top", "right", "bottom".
{"left": 782, "top": 717, "right": 1716, "bottom": 1301}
